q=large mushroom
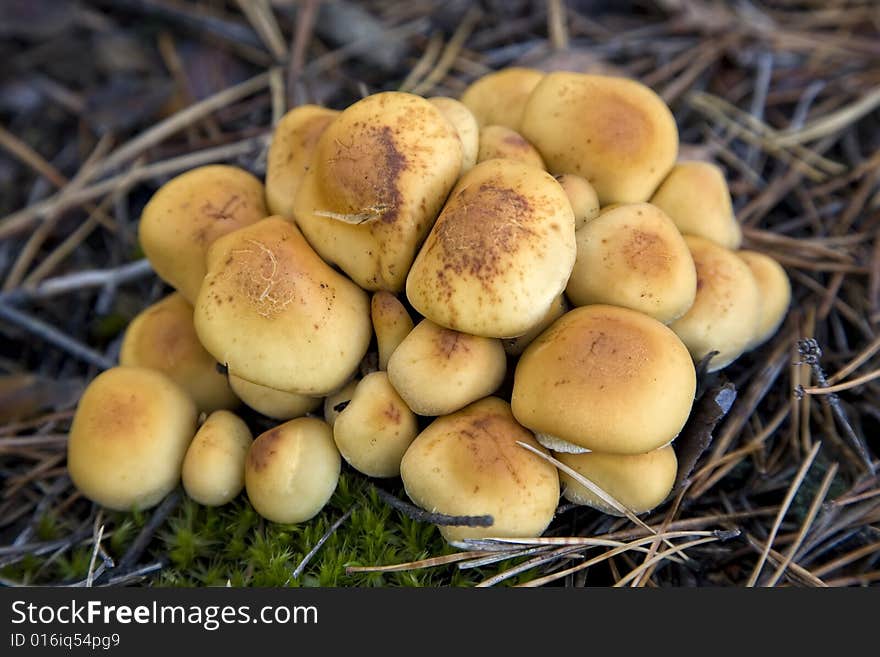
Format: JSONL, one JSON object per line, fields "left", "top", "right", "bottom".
{"left": 460, "top": 67, "right": 544, "bottom": 130}
{"left": 193, "top": 216, "right": 371, "bottom": 395}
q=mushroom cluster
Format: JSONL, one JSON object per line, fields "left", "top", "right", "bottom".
{"left": 66, "top": 68, "right": 791, "bottom": 541}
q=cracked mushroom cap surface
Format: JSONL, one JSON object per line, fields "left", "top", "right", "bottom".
{"left": 520, "top": 72, "right": 678, "bottom": 205}
{"left": 67, "top": 366, "right": 198, "bottom": 511}
{"left": 193, "top": 216, "right": 371, "bottom": 396}
{"left": 387, "top": 319, "right": 506, "bottom": 416}
{"left": 557, "top": 445, "right": 678, "bottom": 515}
{"left": 511, "top": 305, "right": 696, "bottom": 454}
{"left": 399, "top": 397, "right": 560, "bottom": 542}
{"left": 650, "top": 161, "right": 742, "bottom": 249}
{"left": 668, "top": 235, "right": 762, "bottom": 371}
{"left": 119, "top": 291, "right": 239, "bottom": 413}
{"left": 138, "top": 165, "right": 267, "bottom": 303}
{"left": 266, "top": 104, "right": 339, "bottom": 218}
{"left": 292, "top": 91, "right": 463, "bottom": 292}
{"left": 459, "top": 67, "right": 544, "bottom": 130}
{"left": 565, "top": 202, "right": 697, "bottom": 324}
{"left": 405, "top": 158, "right": 576, "bottom": 338}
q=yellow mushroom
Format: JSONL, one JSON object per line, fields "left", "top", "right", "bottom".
{"left": 429, "top": 96, "right": 479, "bottom": 174}
{"left": 556, "top": 174, "right": 600, "bottom": 230}
{"left": 228, "top": 374, "right": 320, "bottom": 421}
{"left": 738, "top": 250, "right": 791, "bottom": 349}
{"left": 476, "top": 125, "right": 545, "bottom": 169}
{"left": 181, "top": 410, "right": 252, "bottom": 506}
{"left": 460, "top": 67, "right": 544, "bottom": 130}
{"left": 371, "top": 291, "right": 414, "bottom": 370}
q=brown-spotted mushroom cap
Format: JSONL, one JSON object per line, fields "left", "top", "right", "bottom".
{"left": 293, "top": 91, "right": 463, "bottom": 292}
{"left": 266, "top": 104, "right": 339, "bottom": 218}
{"left": 476, "top": 126, "right": 545, "bottom": 169}
{"left": 557, "top": 446, "right": 678, "bottom": 515}
{"left": 737, "top": 250, "right": 791, "bottom": 349}
{"left": 371, "top": 291, "right": 414, "bottom": 370}
{"left": 387, "top": 319, "right": 506, "bottom": 416}
{"left": 428, "top": 96, "right": 479, "bottom": 174}
{"left": 459, "top": 67, "right": 544, "bottom": 130}
{"left": 511, "top": 305, "right": 696, "bottom": 455}
{"left": 503, "top": 293, "right": 568, "bottom": 357}
{"left": 668, "top": 235, "right": 761, "bottom": 371}
{"left": 565, "top": 202, "right": 697, "bottom": 324}
{"left": 119, "top": 292, "right": 239, "bottom": 412}
{"left": 67, "top": 366, "right": 198, "bottom": 511}
{"left": 245, "top": 417, "right": 341, "bottom": 524}
{"left": 138, "top": 165, "right": 267, "bottom": 303}
{"left": 406, "top": 158, "right": 576, "bottom": 338}
{"left": 650, "top": 161, "right": 742, "bottom": 249}
{"left": 181, "top": 410, "right": 252, "bottom": 506}
{"left": 556, "top": 174, "right": 600, "bottom": 231}
{"left": 399, "top": 397, "right": 560, "bottom": 542}
{"left": 228, "top": 374, "right": 320, "bottom": 421}
{"left": 333, "top": 371, "right": 418, "bottom": 478}
{"left": 323, "top": 379, "right": 359, "bottom": 430}
{"left": 194, "top": 216, "right": 371, "bottom": 395}
{"left": 520, "top": 72, "right": 678, "bottom": 205}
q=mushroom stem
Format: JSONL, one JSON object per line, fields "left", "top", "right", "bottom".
{"left": 371, "top": 484, "right": 494, "bottom": 528}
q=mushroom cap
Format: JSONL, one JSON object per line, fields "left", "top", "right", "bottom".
{"left": 266, "top": 104, "right": 339, "bottom": 218}
{"left": 193, "top": 216, "right": 371, "bottom": 395}
{"left": 67, "top": 366, "right": 198, "bottom": 511}
{"left": 399, "top": 397, "right": 560, "bottom": 542}
{"left": 293, "top": 91, "right": 463, "bottom": 292}
{"left": 459, "top": 67, "right": 544, "bottom": 130}
{"left": 668, "top": 235, "right": 762, "bottom": 371}
{"left": 503, "top": 292, "right": 568, "bottom": 357}
{"left": 406, "top": 158, "right": 576, "bottom": 338}
{"left": 738, "top": 250, "right": 791, "bottom": 349}
{"left": 333, "top": 371, "right": 418, "bottom": 477}
{"left": 228, "top": 374, "right": 320, "bottom": 420}
{"left": 565, "top": 202, "right": 697, "bottom": 324}
{"left": 476, "top": 125, "right": 545, "bottom": 169}
{"left": 138, "top": 165, "right": 267, "bottom": 303}
{"left": 119, "top": 292, "right": 239, "bottom": 412}
{"left": 323, "top": 379, "right": 359, "bottom": 429}
{"left": 556, "top": 174, "right": 600, "bottom": 231}
{"left": 387, "top": 319, "right": 506, "bottom": 416}
{"left": 428, "top": 96, "right": 479, "bottom": 174}
{"left": 371, "top": 291, "right": 414, "bottom": 370}
{"left": 511, "top": 305, "right": 696, "bottom": 454}
{"left": 650, "top": 161, "right": 742, "bottom": 249}
{"left": 181, "top": 410, "right": 252, "bottom": 506}
{"left": 557, "top": 446, "right": 678, "bottom": 515}
{"left": 520, "top": 72, "right": 678, "bottom": 204}
{"left": 244, "top": 417, "right": 341, "bottom": 524}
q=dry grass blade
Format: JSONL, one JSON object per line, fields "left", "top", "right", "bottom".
{"left": 614, "top": 536, "right": 726, "bottom": 587}
{"left": 409, "top": 8, "right": 482, "bottom": 96}
{"left": 827, "top": 334, "right": 880, "bottom": 385}
{"left": 801, "top": 368, "right": 880, "bottom": 395}
{"left": 776, "top": 85, "right": 880, "bottom": 145}
{"left": 747, "top": 441, "right": 822, "bottom": 586}
{"left": 290, "top": 506, "right": 355, "bottom": 581}
{"left": 346, "top": 550, "right": 488, "bottom": 574}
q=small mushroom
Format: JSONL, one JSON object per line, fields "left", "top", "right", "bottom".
{"left": 399, "top": 397, "right": 560, "bottom": 542}
{"left": 293, "top": 91, "right": 463, "bottom": 291}
{"left": 668, "top": 235, "right": 762, "bottom": 371}
{"left": 428, "top": 96, "right": 479, "bottom": 174}
{"left": 565, "top": 202, "right": 697, "bottom": 324}
{"left": 406, "top": 158, "right": 576, "bottom": 338}
{"left": 323, "top": 379, "right": 359, "bottom": 429}
{"left": 556, "top": 174, "right": 600, "bottom": 230}
{"left": 67, "top": 366, "right": 198, "bottom": 511}
{"left": 119, "top": 292, "right": 239, "bottom": 412}
{"left": 520, "top": 72, "right": 678, "bottom": 204}
{"left": 193, "top": 216, "right": 372, "bottom": 395}
{"left": 245, "top": 417, "right": 341, "bottom": 524}
{"left": 387, "top": 319, "right": 506, "bottom": 416}
{"left": 228, "top": 374, "right": 320, "bottom": 420}
{"left": 650, "top": 161, "right": 742, "bottom": 249}
{"left": 371, "top": 291, "right": 414, "bottom": 370}
{"left": 476, "top": 125, "right": 545, "bottom": 169}
{"left": 333, "top": 371, "right": 418, "bottom": 477}
{"left": 138, "top": 165, "right": 267, "bottom": 303}
{"left": 738, "top": 250, "right": 791, "bottom": 349}
{"left": 266, "top": 104, "right": 339, "bottom": 218}
{"left": 557, "top": 446, "right": 677, "bottom": 515}
{"left": 502, "top": 293, "right": 568, "bottom": 357}
{"left": 459, "top": 67, "right": 544, "bottom": 130}
{"left": 181, "top": 410, "right": 252, "bottom": 506}
{"left": 511, "top": 305, "right": 696, "bottom": 454}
